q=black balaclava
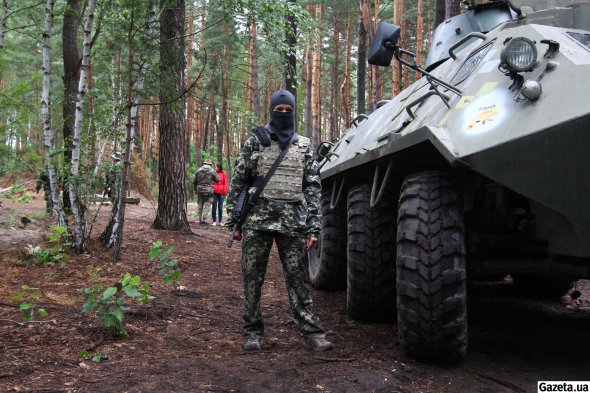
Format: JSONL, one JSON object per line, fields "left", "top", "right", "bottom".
{"left": 268, "top": 89, "right": 296, "bottom": 149}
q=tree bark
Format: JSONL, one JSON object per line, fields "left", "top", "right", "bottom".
{"left": 310, "top": 4, "right": 322, "bottom": 147}
{"left": 446, "top": 0, "right": 461, "bottom": 19}
{"left": 304, "top": 4, "right": 313, "bottom": 138}
{"left": 329, "top": 10, "right": 339, "bottom": 141}
{"left": 357, "top": 0, "right": 368, "bottom": 115}
{"left": 62, "top": 0, "right": 81, "bottom": 211}
{"left": 284, "top": 0, "right": 297, "bottom": 98}
{"left": 435, "top": 0, "right": 445, "bottom": 28}
{"left": 152, "top": 0, "right": 190, "bottom": 232}
{"left": 0, "top": 0, "right": 9, "bottom": 48}
{"left": 247, "top": 11, "right": 260, "bottom": 122}
{"left": 340, "top": 10, "right": 352, "bottom": 129}
{"left": 68, "top": 0, "right": 95, "bottom": 252}
{"left": 41, "top": 0, "right": 67, "bottom": 229}
{"left": 415, "top": 0, "right": 424, "bottom": 80}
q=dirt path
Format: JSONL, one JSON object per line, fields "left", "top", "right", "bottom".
{"left": 1, "top": 196, "right": 589, "bottom": 393}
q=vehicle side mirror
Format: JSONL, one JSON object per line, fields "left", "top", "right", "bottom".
{"left": 368, "top": 22, "right": 401, "bottom": 67}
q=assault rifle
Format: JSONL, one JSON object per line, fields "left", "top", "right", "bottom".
{"left": 227, "top": 189, "right": 250, "bottom": 248}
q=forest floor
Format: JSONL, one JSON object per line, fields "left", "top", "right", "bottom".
{"left": 1, "top": 183, "right": 590, "bottom": 393}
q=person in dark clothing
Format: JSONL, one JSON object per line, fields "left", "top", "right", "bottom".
{"left": 36, "top": 168, "right": 52, "bottom": 214}
{"left": 226, "top": 89, "right": 334, "bottom": 352}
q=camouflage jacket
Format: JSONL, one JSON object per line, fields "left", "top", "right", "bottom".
{"left": 226, "top": 130, "right": 322, "bottom": 238}
{"left": 193, "top": 165, "right": 220, "bottom": 194}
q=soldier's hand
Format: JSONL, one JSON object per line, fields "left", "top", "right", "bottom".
{"left": 305, "top": 236, "right": 318, "bottom": 251}
{"left": 233, "top": 230, "right": 243, "bottom": 241}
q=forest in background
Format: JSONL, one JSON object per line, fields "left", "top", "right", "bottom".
{"left": 0, "top": 0, "right": 461, "bottom": 257}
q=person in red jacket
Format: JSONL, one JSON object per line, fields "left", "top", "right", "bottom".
{"left": 212, "top": 162, "right": 229, "bottom": 226}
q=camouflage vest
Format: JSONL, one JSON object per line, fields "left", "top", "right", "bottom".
{"left": 256, "top": 134, "right": 310, "bottom": 202}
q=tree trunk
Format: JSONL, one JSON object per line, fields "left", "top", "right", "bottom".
{"left": 219, "top": 45, "right": 229, "bottom": 166}
{"left": 41, "top": 0, "right": 67, "bottom": 229}
{"left": 329, "top": 10, "right": 339, "bottom": 141}
{"left": 62, "top": 0, "right": 81, "bottom": 212}
{"left": 310, "top": 4, "right": 322, "bottom": 146}
{"left": 68, "top": 0, "right": 95, "bottom": 253}
{"left": 435, "top": 0, "right": 445, "bottom": 29}
{"left": 102, "top": 0, "right": 157, "bottom": 255}
{"left": 341, "top": 10, "right": 352, "bottom": 130}
{"left": 415, "top": 0, "right": 424, "bottom": 80}
{"left": 369, "top": 0, "right": 381, "bottom": 111}
{"left": 392, "top": 0, "right": 402, "bottom": 97}
{"left": 357, "top": 0, "right": 368, "bottom": 115}
{"left": 247, "top": 11, "right": 261, "bottom": 122}
{"left": 446, "top": 0, "right": 461, "bottom": 19}
{"left": 186, "top": 2, "right": 194, "bottom": 166}
{"left": 0, "top": 0, "right": 9, "bottom": 49}
{"left": 152, "top": 0, "right": 190, "bottom": 232}
{"left": 304, "top": 4, "right": 313, "bottom": 138}
{"left": 284, "top": 0, "right": 297, "bottom": 98}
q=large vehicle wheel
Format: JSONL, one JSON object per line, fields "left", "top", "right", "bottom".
{"left": 396, "top": 171, "right": 467, "bottom": 363}
{"left": 347, "top": 183, "right": 397, "bottom": 321}
{"left": 308, "top": 182, "right": 347, "bottom": 290}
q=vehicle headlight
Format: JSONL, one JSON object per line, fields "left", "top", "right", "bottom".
{"left": 500, "top": 37, "right": 537, "bottom": 72}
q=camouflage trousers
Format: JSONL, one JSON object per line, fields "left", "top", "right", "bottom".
{"left": 241, "top": 228, "right": 324, "bottom": 339}
{"left": 196, "top": 193, "right": 213, "bottom": 222}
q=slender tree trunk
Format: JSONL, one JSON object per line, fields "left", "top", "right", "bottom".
{"left": 330, "top": 11, "right": 339, "bottom": 141}
{"left": 446, "top": 0, "right": 461, "bottom": 19}
{"left": 0, "top": 0, "right": 9, "bottom": 48}
{"left": 415, "top": 0, "right": 424, "bottom": 80}
{"left": 247, "top": 11, "right": 261, "bottom": 122}
{"left": 435, "top": 0, "right": 446, "bottom": 27}
{"left": 304, "top": 3, "right": 313, "bottom": 138}
{"left": 101, "top": 0, "right": 156, "bottom": 254}
{"left": 357, "top": 0, "right": 368, "bottom": 115}
{"left": 68, "top": 0, "right": 95, "bottom": 252}
{"left": 62, "top": 0, "right": 81, "bottom": 212}
{"left": 340, "top": 10, "right": 352, "bottom": 129}
{"left": 186, "top": 2, "right": 194, "bottom": 166}
{"left": 219, "top": 45, "right": 229, "bottom": 166}
{"left": 310, "top": 4, "right": 322, "bottom": 146}
{"left": 369, "top": 0, "right": 381, "bottom": 111}
{"left": 41, "top": 0, "right": 67, "bottom": 229}
{"left": 152, "top": 0, "right": 189, "bottom": 232}
{"left": 284, "top": 0, "right": 297, "bottom": 97}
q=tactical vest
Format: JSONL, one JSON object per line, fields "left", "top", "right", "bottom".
{"left": 256, "top": 133, "right": 309, "bottom": 202}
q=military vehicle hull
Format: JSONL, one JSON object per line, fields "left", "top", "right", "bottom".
{"left": 308, "top": 0, "right": 590, "bottom": 362}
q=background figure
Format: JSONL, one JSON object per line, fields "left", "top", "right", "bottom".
{"left": 35, "top": 167, "right": 52, "bottom": 213}
{"left": 212, "top": 163, "right": 229, "bottom": 226}
{"left": 193, "top": 160, "right": 219, "bottom": 225}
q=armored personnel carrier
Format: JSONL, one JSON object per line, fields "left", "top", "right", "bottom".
{"left": 308, "top": 0, "right": 590, "bottom": 362}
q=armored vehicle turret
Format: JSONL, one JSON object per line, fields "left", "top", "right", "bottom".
{"left": 308, "top": 0, "right": 590, "bottom": 362}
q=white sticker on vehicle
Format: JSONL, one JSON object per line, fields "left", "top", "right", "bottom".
{"left": 462, "top": 91, "right": 508, "bottom": 134}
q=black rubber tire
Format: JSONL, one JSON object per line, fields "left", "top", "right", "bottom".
{"left": 308, "top": 182, "right": 347, "bottom": 290}
{"left": 396, "top": 171, "right": 467, "bottom": 363}
{"left": 512, "top": 275, "right": 573, "bottom": 299}
{"left": 346, "top": 183, "right": 397, "bottom": 321}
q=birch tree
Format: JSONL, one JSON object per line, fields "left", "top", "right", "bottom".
{"left": 41, "top": 0, "right": 67, "bottom": 229}
{"left": 69, "top": 0, "right": 95, "bottom": 252}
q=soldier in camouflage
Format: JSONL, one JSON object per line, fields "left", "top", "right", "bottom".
{"left": 193, "top": 160, "right": 220, "bottom": 224}
{"left": 226, "top": 89, "right": 334, "bottom": 352}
